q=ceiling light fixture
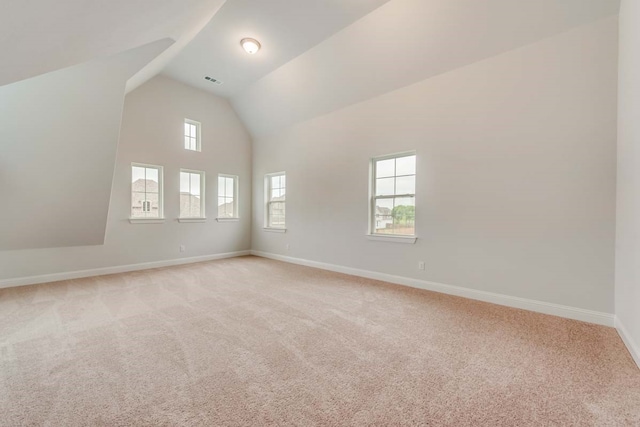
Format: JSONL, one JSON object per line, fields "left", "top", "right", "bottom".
{"left": 241, "top": 38, "right": 261, "bottom": 54}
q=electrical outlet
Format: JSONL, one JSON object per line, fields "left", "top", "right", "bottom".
{"left": 285, "top": 244, "right": 290, "bottom": 251}
{"left": 180, "top": 245, "right": 186, "bottom": 253}
{"left": 418, "top": 261, "right": 425, "bottom": 270}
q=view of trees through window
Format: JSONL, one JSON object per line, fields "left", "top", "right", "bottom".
{"left": 373, "top": 154, "right": 416, "bottom": 235}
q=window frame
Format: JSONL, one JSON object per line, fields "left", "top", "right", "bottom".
{"left": 264, "top": 171, "right": 286, "bottom": 231}
{"left": 129, "top": 163, "right": 164, "bottom": 224}
{"left": 369, "top": 152, "right": 417, "bottom": 241}
{"left": 179, "top": 169, "right": 206, "bottom": 221}
{"left": 217, "top": 174, "right": 239, "bottom": 221}
{"left": 184, "top": 118, "right": 201, "bottom": 152}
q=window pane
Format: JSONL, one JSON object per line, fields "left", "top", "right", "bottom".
{"left": 376, "top": 158, "right": 395, "bottom": 178}
{"left": 271, "top": 189, "right": 282, "bottom": 199}
{"left": 280, "top": 175, "right": 286, "bottom": 188}
{"left": 271, "top": 175, "right": 280, "bottom": 189}
{"left": 376, "top": 177, "right": 395, "bottom": 196}
{"left": 396, "top": 175, "right": 415, "bottom": 195}
{"left": 226, "top": 178, "right": 234, "bottom": 197}
{"left": 218, "top": 177, "right": 225, "bottom": 197}
{"left": 180, "top": 193, "right": 190, "bottom": 217}
{"left": 392, "top": 197, "right": 415, "bottom": 235}
{"left": 132, "top": 166, "right": 145, "bottom": 183}
{"left": 146, "top": 193, "right": 159, "bottom": 218}
{"left": 269, "top": 202, "right": 285, "bottom": 227}
{"left": 190, "top": 196, "right": 202, "bottom": 217}
{"left": 373, "top": 198, "right": 394, "bottom": 234}
{"left": 184, "top": 123, "right": 190, "bottom": 136}
{"left": 146, "top": 168, "right": 158, "bottom": 184}
{"left": 131, "top": 192, "right": 145, "bottom": 218}
{"left": 180, "top": 172, "right": 190, "bottom": 193}
{"left": 396, "top": 155, "right": 416, "bottom": 176}
{"left": 190, "top": 173, "right": 200, "bottom": 196}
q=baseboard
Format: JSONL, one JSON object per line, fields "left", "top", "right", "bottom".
{"left": 251, "top": 250, "right": 615, "bottom": 327}
{"left": 615, "top": 316, "right": 640, "bottom": 369}
{"left": 0, "top": 250, "right": 252, "bottom": 290}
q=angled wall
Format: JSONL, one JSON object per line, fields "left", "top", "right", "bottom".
{"left": 0, "top": 75, "right": 252, "bottom": 282}
{"left": 251, "top": 17, "right": 618, "bottom": 315}
{"left": 0, "top": 40, "right": 173, "bottom": 250}
{"left": 615, "top": 0, "right": 640, "bottom": 367}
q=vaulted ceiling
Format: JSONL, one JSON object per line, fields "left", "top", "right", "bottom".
{"left": 0, "top": 0, "right": 621, "bottom": 251}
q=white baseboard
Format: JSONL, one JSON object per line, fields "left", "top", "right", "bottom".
{"left": 615, "top": 316, "right": 640, "bottom": 369}
{"left": 251, "top": 250, "right": 615, "bottom": 327}
{"left": 0, "top": 250, "right": 252, "bottom": 290}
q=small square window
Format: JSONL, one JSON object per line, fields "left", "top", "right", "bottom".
{"left": 184, "top": 119, "right": 201, "bottom": 152}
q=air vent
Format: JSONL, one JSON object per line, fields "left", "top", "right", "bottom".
{"left": 204, "top": 76, "right": 223, "bottom": 85}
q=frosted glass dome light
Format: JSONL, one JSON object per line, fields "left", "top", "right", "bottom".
{"left": 241, "top": 38, "right": 261, "bottom": 54}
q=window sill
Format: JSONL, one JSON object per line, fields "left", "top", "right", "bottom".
{"left": 129, "top": 218, "right": 165, "bottom": 224}
{"left": 263, "top": 227, "right": 286, "bottom": 233}
{"left": 178, "top": 218, "right": 207, "bottom": 223}
{"left": 216, "top": 218, "right": 240, "bottom": 222}
{"left": 367, "top": 234, "right": 417, "bottom": 244}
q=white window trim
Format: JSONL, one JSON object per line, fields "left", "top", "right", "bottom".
{"left": 130, "top": 162, "right": 164, "bottom": 223}
{"left": 179, "top": 168, "right": 206, "bottom": 220}
{"left": 216, "top": 174, "right": 239, "bottom": 220}
{"left": 369, "top": 151, "right": 417, "bottom": 241}
{"left": 366, "top": 234, "right": 416, "bottom": 244}
{"left": 129, "top": 218, "right": 166, "bottom": 224}
{"left": 264, "top": 171, "right": 286, "bottom": 230}
{"left": 263, "top": 227, "right": 286, "bottom": 233}
{"left": 184, "top": 118, "right": 201, "bottom": 152}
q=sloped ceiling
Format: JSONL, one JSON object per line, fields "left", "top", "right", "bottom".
{"left": 228, "top": 0, "right": 620, "bottom": 137}
{"left": 162, "top": 0, "right": 390, "bottom": 98}
{"left": 0, "top": 0, "right": 226, "bottom": 88}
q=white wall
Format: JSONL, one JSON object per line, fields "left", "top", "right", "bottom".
{"left": 0, "top": 75, "right": 252, "bottom": 281}
{"left": 0, "top": 40, "right": 172, "bottom": 251}
{"left": 252, "top": 17, "right": 618, "bottom": 314}
{"left": 615, "top": 0, "right": 640, "bottom": 365}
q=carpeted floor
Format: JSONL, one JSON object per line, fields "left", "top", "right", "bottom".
{"left": 0, "top": 256, "right": 638, "bottom": 426}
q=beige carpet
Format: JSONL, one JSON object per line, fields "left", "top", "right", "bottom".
{"left": 0, "top": 256, "right": 638, "bottom": 426}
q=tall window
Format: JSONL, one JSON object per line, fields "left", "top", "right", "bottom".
{"left": 265, "top": 172, "right": 286, "bottom": 228}
{"left": 371, "top": 153, "right": 416, "bottom": 236}
{"left": 131, "top": 164, "right": 163, "bottom": 218}
{"left": 184, "top": 119, "right": 201, "bottom": 151}
{"left": 180, "top": 170, "right": 205, "bottom": 218}
{"left": 218, "top": 174, "right": 238, "bottom": 219}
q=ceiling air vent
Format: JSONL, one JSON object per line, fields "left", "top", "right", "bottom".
{"left": 204, "top": 76, "right": 223, "bottom": 85}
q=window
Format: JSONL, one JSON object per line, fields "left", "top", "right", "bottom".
{"left": 371, "top": 153, "right": 416, "bottom": 236}
{"left": 217, "top": 174, "right": 238, "bottom": 219}
{"left": 131, "top": 164, "right": 163, "bottom": 219}
{"left": 184, "top": 119, "right": 201, "bottom": 151}
{"left": 265, "top": 172, "right": 286, "bottom": 229}
{"left": 180, "top": 170, "right": 205, "bottom": 218}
